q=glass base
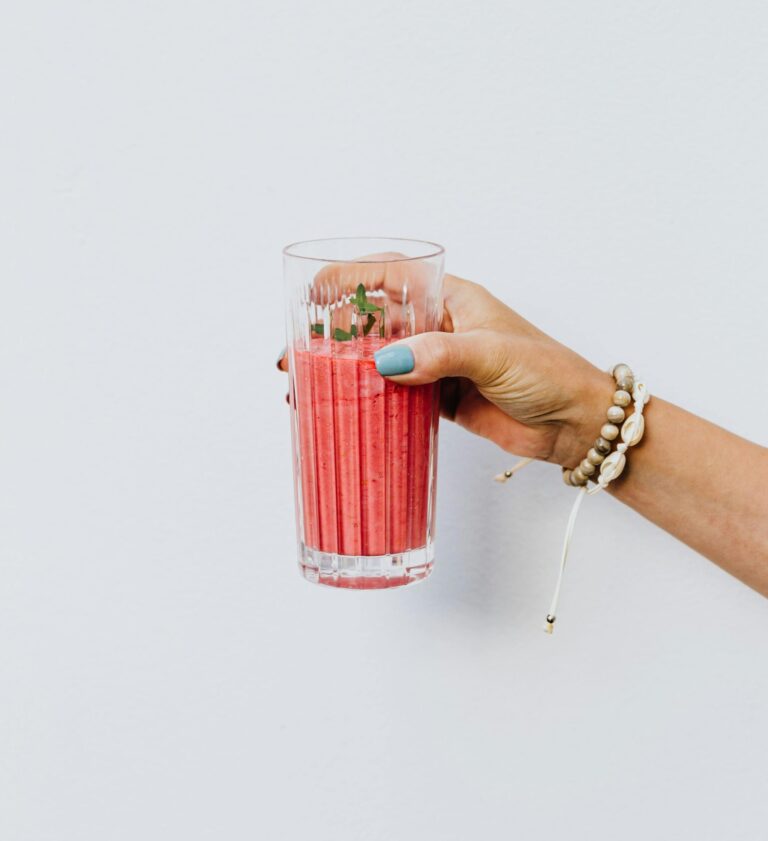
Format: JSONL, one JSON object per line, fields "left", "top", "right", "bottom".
{"left": 298, "top": 541, "right": 434, "bottom": 590}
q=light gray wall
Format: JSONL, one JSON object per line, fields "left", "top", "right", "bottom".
{"left": 1, "top": 1, "right": 767, "bottom": 839}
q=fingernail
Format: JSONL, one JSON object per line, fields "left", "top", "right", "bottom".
{"left": 276, "top": 345, "right": 286, "bottom": 370}
{"left": 374, "top": 345, "right": 414, "bottom": 376}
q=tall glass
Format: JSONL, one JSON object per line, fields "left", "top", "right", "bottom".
{"left": 283, "top": 238, "right": 445, "bottom": 589}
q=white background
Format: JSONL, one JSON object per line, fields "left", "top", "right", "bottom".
{"left": 2, "top": 2, "right": 767, "bottom": 839}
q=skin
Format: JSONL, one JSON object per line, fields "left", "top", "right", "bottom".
{"left": 279, "top": 272, "right": 768, "bottom": 598}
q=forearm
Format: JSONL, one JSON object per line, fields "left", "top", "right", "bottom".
{"left": 608, "top": 397, "right": 768, "bottom": 596}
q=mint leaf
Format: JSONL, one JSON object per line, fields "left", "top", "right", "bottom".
{"left": 333, "top": 325, "right": 358, "bottom": 341}
{"left": 350, "top": 283, "right": 383, "bottom": 340}
{"left": 320, "top": 284, "right": 384, "bottom": 341}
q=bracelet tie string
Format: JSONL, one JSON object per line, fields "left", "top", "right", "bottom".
{"left": 494, "top": 368, "right": 650, "bottom": 633}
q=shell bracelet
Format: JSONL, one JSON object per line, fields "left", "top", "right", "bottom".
{"left": 494, "top": 363, "right": 650, "bottom": 634}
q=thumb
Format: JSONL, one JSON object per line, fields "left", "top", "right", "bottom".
{"left": 373, "top": 330, "right": 508, "bottom": 386}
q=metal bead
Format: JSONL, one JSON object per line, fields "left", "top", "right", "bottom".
{"left": 613, "top": 389, "right": 631, "bottom": 407}
{"left": 562, "top": 468, "right": 573, "bottom": 486}
{"left": 595, "top": 437, "right": 612, "bottom": 455}
{"left": 572, "top": 467, "right": 588, "bottom": 485}
{"left": 606, "top": 405, "right": 625, "bottom": 424}
{"left": 580, "top": 458, "right": 596, "bottom": 476}
{"left": 616, "top": 374, "right": 634, "bottom": 392}
{"left": 587, "top": 447, "right": 605, "bottom": 466}
{"left": 601, "top": 423, "right": 619, "bottom": 441}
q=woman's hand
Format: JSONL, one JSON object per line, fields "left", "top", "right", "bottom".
{"left": 368, "top": 274, "right": 613, "bottom": 468}
{"left": 278, "top": 272, "right": 612, "bottom": 468}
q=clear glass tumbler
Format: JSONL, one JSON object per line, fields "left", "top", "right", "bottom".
{"left": 283, "top": 237, "right": 445, "bottom": 589}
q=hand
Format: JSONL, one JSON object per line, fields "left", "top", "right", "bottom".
{"left": 279, "top": 272, "right": 613, "bottom": 468}
{"left": 368, "top": 274, "right": 613, "bottom": 467}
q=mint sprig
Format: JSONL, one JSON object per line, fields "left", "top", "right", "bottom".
{"left": 310, "top": 285, "right": 385, "bottom": 342}
{"left": 350, "top": 284, "right": 385, "bottom": 338}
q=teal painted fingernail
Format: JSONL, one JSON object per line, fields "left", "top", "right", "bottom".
{"left": 374, "top": 345, "right": 414, "bottom": 376}
{"left": 276, "top": 345, "right": 286, "bottom": 369}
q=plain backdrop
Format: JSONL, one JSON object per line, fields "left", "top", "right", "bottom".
{"left": 1, "top": 2, "right": 767, "bottom": 839}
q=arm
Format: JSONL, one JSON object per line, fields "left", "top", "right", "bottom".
{"left": 368, "top": 274, "right": 768, "bottom": 597}
{"left": 609, "top": 397, "right": 768, "bottom": 596}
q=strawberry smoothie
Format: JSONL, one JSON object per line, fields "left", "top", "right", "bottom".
{"left": 291, "top": 335, "right": 439, "bottom": 580}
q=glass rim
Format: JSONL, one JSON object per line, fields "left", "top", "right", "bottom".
{"left": 282, "top": 236, "right": 445, "bottom": 264}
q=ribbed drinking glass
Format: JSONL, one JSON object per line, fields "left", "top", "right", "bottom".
{"left": 283, "top": 237, "right": 445, "bottom": 588}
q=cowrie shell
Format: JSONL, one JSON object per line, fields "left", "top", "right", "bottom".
{"left": 599, "top": 451, "right": 626, "bottom": 483}
{"left": 621, "top": 412, "right": 645, "bottom": 446}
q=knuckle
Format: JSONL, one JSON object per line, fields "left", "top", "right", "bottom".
{"left": 420, "top": 333, "right": 454, "bottom": 375}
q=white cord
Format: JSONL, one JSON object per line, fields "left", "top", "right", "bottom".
{"left": 493, "top": 457, "right": 534, "bottom": 483}
{"left": 544, "top": 486, "right": 587, "bottom": 633}
{"left": 494, "top": 377, "right": 650, "bottom": 634}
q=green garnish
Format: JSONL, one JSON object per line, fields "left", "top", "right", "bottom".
{"left": 351, "top": 284, "right": 384, "bottom": 339}
{"left": 351, "top": 283, "right": 383, "bottom": 312}
{"left": 333, "top": 326, "right": 357, "bottom": 341}
{"left": 311, "top": 286, "right": 385, "bottom": 341}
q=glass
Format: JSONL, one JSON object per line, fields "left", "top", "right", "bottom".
{"left": 283, "top": 237, "right": 445, "bottom": 588}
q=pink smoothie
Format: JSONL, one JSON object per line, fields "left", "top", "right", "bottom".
{"left": 292, "top": 336, "right": 438, "bottom": 558}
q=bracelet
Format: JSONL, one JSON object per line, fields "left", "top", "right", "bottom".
{"left": 493, "top": 363, "right": 651, "bottom": 635}
{"left": 562, "top": 363, "right": 649, "bottom": 491}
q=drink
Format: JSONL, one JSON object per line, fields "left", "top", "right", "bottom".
{"left": 292, "top": 336, "right": 439, "bottom": 586}
{"left": 283, "top": 238, "right": 445, "bottom": 588}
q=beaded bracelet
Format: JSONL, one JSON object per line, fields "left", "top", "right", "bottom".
{"left": 494, "top": 363, "right": 650, "bottom": 634}
{"left": 562, "top": 363, "right": 649, "bottom": 491}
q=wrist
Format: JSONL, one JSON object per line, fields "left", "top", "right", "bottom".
{"left": 550, "top": 366, "right": 616, "bottom": 469}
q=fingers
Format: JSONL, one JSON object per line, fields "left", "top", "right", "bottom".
{"left": 309, "top": 253, "right": 443, "bottom": 337}
{"left": 311, "top": 252, "right": 406, "bottom": 303}
{"left": 446, "top": 386, "right": 546, "bottom": 456}
{"left": 311, "top": 252, "right": 435, "bottom": 305}
{"left": 441, "top": 274, "right": 544, "bottom": 339}
{"left": 373, "top": 329, "right": 510, "bottom": 388}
